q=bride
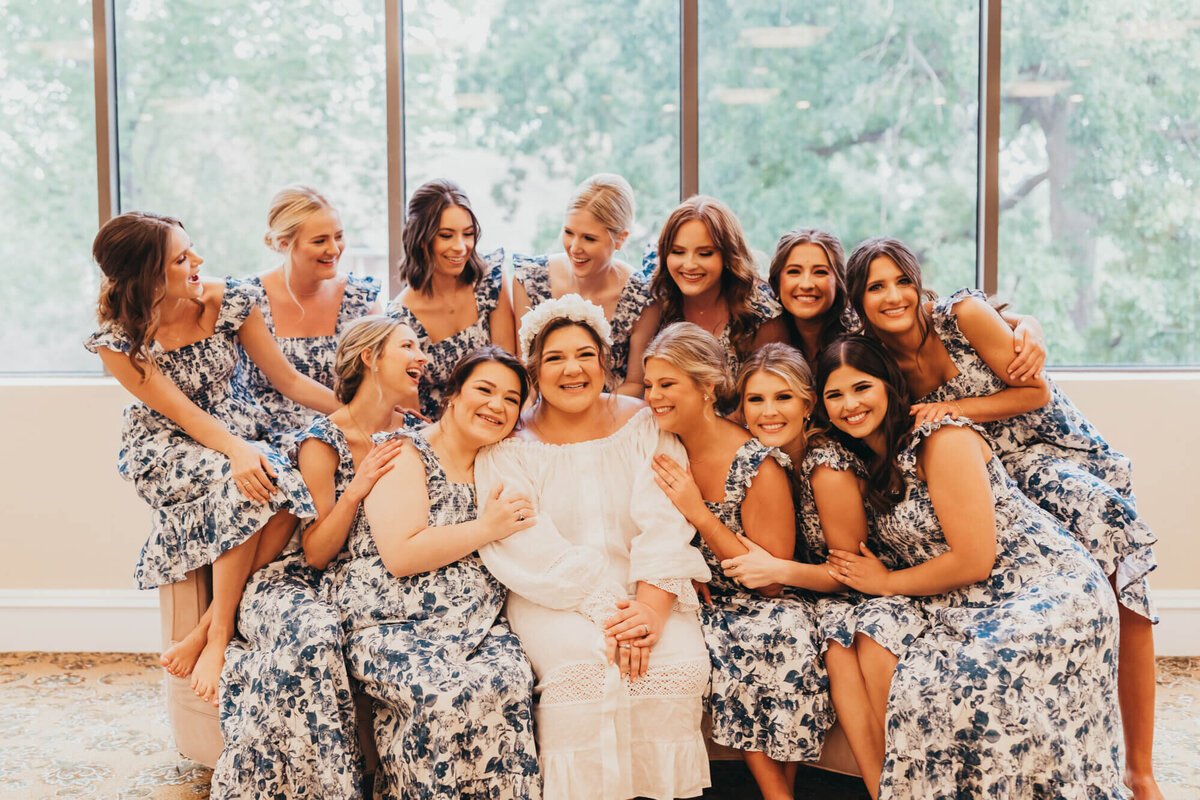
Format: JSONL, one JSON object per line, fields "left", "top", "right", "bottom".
{"left": 475, "top": 294, "right": 713, "bottom": 800}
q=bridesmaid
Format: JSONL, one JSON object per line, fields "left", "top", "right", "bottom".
{"left": 642, "top": 325, "right": 831, "bottom": 800}
{"left": 510, "top": 172, "right": 657, "bottom": 391}
{"left": 85, "top": 212, "right": 336, "bottom": 705}
{"left": 628, "top": 195, "right": 786, "bottom": 389}
{"left": 819, "top": 335, "right": 1124, "bottom": 798}
{"left": 846, "top": 236, "right": 1161, "bottom": 799}
{"left": 313, "top": 344, "right": 541, "bottom": 799}
{"left": 386, "top": 179, "right": 516, "bottom": 420}
{"left": 217, "top": 185, "right": 382, "bottom": 798}
{"left": 718, "top": 343, "right": 927, "bottom": 799}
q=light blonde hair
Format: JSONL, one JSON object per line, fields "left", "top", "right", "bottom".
{"left": 567, "top": 173, "right": 635, "bottom": 245}
{"left": 264, "top": 185, "right": 337, "bottom": 313}
{"left": 333, "top": 315, "right": 403, "bottom": 403}
{"left": 643, "top": 321, "right": 733, "bottom": 411}
{"left": 736, "top": 342, "right": 816, "bottom": 453}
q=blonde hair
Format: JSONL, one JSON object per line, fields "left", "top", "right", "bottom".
{"left": 333, "top": 315, "right": 403, "bottom": 403}
{"left": 643, "top": 321, "right": 733, "bottom": 411}
{"left": 736, "top": 342, "right": 816, "bottom": 452}
{"left": 264, "top": 185, "right": 337, "bottom": 313}
{"left": 567, "top": 173, "right": 635, "bottom": 244}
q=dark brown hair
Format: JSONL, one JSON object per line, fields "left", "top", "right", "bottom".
{"left": 400, "top": 179, "right": 485, "bottom": 294}
{"left": 811, "top": 335, "right": 911, "bottom": 512}
{"left": 768, "top": 228, "right": 851, "bottom": 356}
{"left": 650, "top": 195, "right": 765, "bottom": 362}
{"left": 92, "top": 211, "right": 199, "bottom": 378}
{"left": 440, "top": 346, "right": 531, "bottom": 423}
{"left": 524, "top": 317, "right": 616, "bottom": 395}
{"left": 844, "top": 236, "right": 937, "bottom": 352}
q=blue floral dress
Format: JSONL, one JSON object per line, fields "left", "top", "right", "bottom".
{"left": 697, "top": 439, "right": 832, "bottom": 762}
{"left": 82, "top": 280, "right": 316, "bottom": 590}
{"left": 794, "top": 440, "right": 927, "bottom": 659}
{"left": 512, "top": 253, "right": 654, "bottom": 384}
{"left": 232, "top": 273, "right": 379, "bottom": 434}
{"left": 215, "top": 275, "right": 378, "bottom": 800}
{"left": 875, "top": 418, "right": 1123, "bottom": 799}
{"left": 386, "top": 250, "right": 505, "bottom": 421}
{"left": 326, "top": 426, "right": 540, "bottom": 800}
{"left": 921, "top": 288, "right": 1158, "bottom": 620}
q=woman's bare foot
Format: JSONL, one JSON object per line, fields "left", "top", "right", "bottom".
{"left": 1126, "top": 771, "right": 1165, "bottom": 800}
{"left": 160, "top": 621, "right": 208, "bottom": 678}
{"left": 190, "top": 634, "right": 229, "bottom": 707}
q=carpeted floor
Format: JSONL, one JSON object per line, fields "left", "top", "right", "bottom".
{"left": 0, "top": 652, "right": 1197, "bottom": 799}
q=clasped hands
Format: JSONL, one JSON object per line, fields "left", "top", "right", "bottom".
{"left": 603, "top": 598, "right": 663, "bottom": 681}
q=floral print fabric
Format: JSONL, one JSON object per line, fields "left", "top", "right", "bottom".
{"left": 82, "top": 280, "right": 316, "bottom": 590}
{"left": 696, "top": 438, "right": 832, "bottom": 762}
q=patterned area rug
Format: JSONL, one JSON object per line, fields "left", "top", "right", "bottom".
{"left": 0, "top": 652, "right": 1197, "bottom": 799}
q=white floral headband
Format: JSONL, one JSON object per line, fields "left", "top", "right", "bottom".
{"left": 518, "top": 293, "right": 613, "bottom": 356}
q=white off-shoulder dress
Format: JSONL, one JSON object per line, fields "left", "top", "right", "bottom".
{"left": 476, "top": 407, "right": 713, "bottom": 800}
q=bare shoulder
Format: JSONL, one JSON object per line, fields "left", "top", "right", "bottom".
{"left": 918, "top": 424, "right": 990, "bottom": 471}
{"left": 610, "top": 393, "right": 647, "bottom": 426}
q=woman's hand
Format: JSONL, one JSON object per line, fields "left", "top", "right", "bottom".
{"left": 605, "top": 633, "right": 653, "bottom": 681}
{"left": 477, "top": 483, "right": 537, "bottom": 542}
{"left": 827, "top": 542, "right": 894, "bottom": 596}
{"left": 603, "top": 597, "right": 663, "bottom": 650}
{"left": 909, "top": 401, "right": 962, "bottom": 430}
{"left": 1009, "top": 316, "right": 1046, "bottom": 383}
{"left": 651, "top": 454, "right": 707, "bottom": 522}
{"left": 395, "top": 404, "right": 431, "bottom": 424}
{"left": 720, "top": 535, "right": 783, "bottom": 589}
{"left": 345, "top": 438, "right": 406, "bottom": 504}
{"left": 226, "top": 438, "right": 277, "bottom": 502}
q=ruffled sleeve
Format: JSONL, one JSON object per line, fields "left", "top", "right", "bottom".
{"left": 511, "top": 253, "right": 551, "bottom": 307}
{"left": 217, "top": 277, "right": 260, "bottom": 333}
{"left": 476, "top": 439, "right": 625, "bottom": 625}
{"left": 339, "top": 275, "right": 381, "bottom": 323}
{"left": 83, "top": 322, "right": 132, "bottom": 354}
{"left": 475, "top": 248, "right": 505, "bottom": 316}
{"left": 750, "top": 279, "right": 783, "bottom": 322}
{"left": 801, "top": 438, "right": 869, "bottom": 481}
{"left": 640, "top": 243, "right": 659, "bottom": 280}
{"left": 627, "top": 409, "right": 713, "bottom": 589}
{"left": 898, "top": 416, "right": 993, "bottom": 478}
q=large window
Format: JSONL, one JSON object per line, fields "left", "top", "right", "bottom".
{"left": 114, "top": 0, "right": 389, "bottom": 284}
{"left": 700, "top": 1, "right": 980, "bottom": 290}
{"left": 403, "top": 0, "right": 680, "bottom": 261}
{"left": 997, "top": 2, "right": 1200, "bottom": 365}
{"left": 0, "top": 0, "right": 99, "bottom": 373}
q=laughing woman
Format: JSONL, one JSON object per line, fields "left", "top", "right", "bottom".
{"left": 642, "top": 325, "right": 831, "bottom": 800}
{"left": 475, "top": 295, "right": 712, "bottom": 800}
{"left": 386, "top": 179, "right": 516, "bottom": 420}
{"left": 317, "top": 344, "right": 542, "bottom": 799}
{"left": 846, "top": 236, "right": 1161, "bottom": 799}
{"left": 817, "top": 335, "right": 1123, "bottom": 799}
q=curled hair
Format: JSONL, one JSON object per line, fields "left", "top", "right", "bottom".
{"left": 768, "top": 228, "right": 850, "bottom": 355}
{"left": 566, "top": 173, "right": 635, "bottom": 244}
{"left": 845, "top": 236, "right": 937, "bottom": 349}
{"left": 440, "top": 346, "right": 531, "bottom": 424}
{"left": 333, "top": 315, "right": 405, "bottom": 403}
{"left": 400, "top": 179, "right": 484, "bottom": 294}
{"left": 650, "top": 195, "right": 764, "bottom": 362}
{"left": 736, "top": 342, "right": 816, "bottom": 452}
{"left": 525, "top": 317, "right": 616, "bottom": 396}
{"left": 643, "top": 322, "right": 734, "bottom": 413}
{"left": 811, "top": 336, "right": 911, "bottom": 512}
{"left": 93, "top": 211, "right": 196, "bottom": 379}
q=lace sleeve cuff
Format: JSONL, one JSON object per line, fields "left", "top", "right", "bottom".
{"left": 579, "top": 586, "right": 625, "bottom": 628}
{"left": 644, "top": 578, "right": 700, "bottom": 614}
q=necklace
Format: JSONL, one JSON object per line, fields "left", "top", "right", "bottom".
{"left": 345, "top": 405, "right": 374, "bottom": 449}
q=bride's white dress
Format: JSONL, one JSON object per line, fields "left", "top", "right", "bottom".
{"left": 476, "top": 407, "right": 712, "bottom": 800}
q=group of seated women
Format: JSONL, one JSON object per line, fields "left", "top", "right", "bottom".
{"left": 86, "top": 174, "right": 1162, "bottom": 800}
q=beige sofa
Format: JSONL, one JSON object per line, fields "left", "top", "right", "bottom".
{"left": 160, "top": 567, "right": 859, "bottom": 778}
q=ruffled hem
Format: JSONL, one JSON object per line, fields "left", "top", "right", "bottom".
{"left": 708, "top": 715, "right": 829, "bottom": 763}
{"left": 539, "top": 734, "right": 710, "bottom": 800}
{"left": 211, "top": 735, "right": 364, "bottom": 800}
{"left": 880, "top": 752, "right": 1126, "bottom": 800}
{"left": 132, "top": 466, "right": 316, "bottom": 590}
{"left": 817, "top": 594, "right": 927, "bottom": 658}
{"left": 1113, "top": 533, "right": 1159, "bottom": 622}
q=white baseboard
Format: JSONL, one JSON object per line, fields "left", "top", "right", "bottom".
{"left": 0, "top": 589, "right": 160, "bottom": 652}
{"left": 1, "top": 588, "right": 1198, "bottom": 656}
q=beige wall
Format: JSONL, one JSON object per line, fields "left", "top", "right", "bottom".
{"left": 0, "top": 374, "right": 1197, "bottom": 592}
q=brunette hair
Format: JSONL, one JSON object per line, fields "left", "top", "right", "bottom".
{"left": 844, "top": 236, "right": 937, "bottom": 349}
{"left": 440, "top": 346, "right": 531, "bottom": 422}
{"left": 333, "top": 315, "right": 405, "bottom": 403}
{"left": 643, "top": 322, "right": 734, "bottom": 413}
{"left": 524, "top": 317, "right": 616, "bottom": 395}
{"left": 768, "top": 228, "right": 851, "bottom": 353}
{"left": 567, "top": 173, "right": 635, "bottom": 244}
{"left": 736, "top": 342, "right": 816, "bottom": 453}
{"left": 399, "top": 179, "right": 485, "bottom": 294}
{"left": 811, "top": 335, "right": 911, "bottom": 512}
{"left": 650, "top": 195, "right": 765, "bottom": 362}
{"left": 92, "top": 211, "right": 197, "bottom": 378}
